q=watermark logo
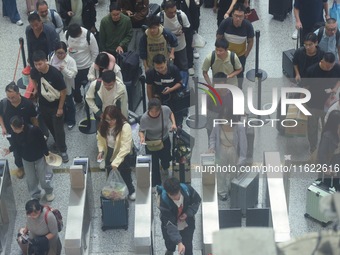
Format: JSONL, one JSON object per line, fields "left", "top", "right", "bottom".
{"left": 197, "top": 83, "right": 312, "bottom": 128}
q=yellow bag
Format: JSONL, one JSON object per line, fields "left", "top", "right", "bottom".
{"left": 145, "top": 140, "right": 164, "bottom": 151}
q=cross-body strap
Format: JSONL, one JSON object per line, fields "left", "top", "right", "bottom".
{"left": 160, "top": 107, "right": 164, "bottom": 140}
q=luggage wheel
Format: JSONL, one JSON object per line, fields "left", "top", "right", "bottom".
{"left": 304, "top": 213, "right": 309, "bottom": 218}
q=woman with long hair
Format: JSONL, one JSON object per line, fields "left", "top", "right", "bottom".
{"left": 49, "top": 41, "right": 78, "bottom": 130}
{"left": 139, "top": 98, "right": 177, "bottom": 187}
{"left": 317, "top": 110, "right": 340, "bottom": 190}
{"left": 97, "top": 105, "right": 136, "bottom": 200}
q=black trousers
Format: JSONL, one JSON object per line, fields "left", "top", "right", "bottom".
{"left": 74, "top": 68, "right": 90, "bottom": 103}
{"left": 146, "top": 136, "right": 172, "bottom": 187}
{"left": 161, "top": 217, "right": 195, "bottom": 255}
{"left": 237, "top": 55, "right": 247, "bottom": 90}
{"left": 105, "top": 147, "right": 135, "bottom": 195}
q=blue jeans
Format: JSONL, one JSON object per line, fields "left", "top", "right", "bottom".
{"left": 2, "top": 0, "right": 21, "bottom": 23}
{"left": 64, "top": 95, "right": 76, "bottom": 125}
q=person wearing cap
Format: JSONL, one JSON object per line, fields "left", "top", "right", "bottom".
{"left": 0, "top": 82, "right": 38, "bottom": 179}
{"left": 3, "top": 116, "right": 55, "bottom": 202}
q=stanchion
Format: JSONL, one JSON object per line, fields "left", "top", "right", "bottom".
{"left": 246, "top": 30, "right": 267, "bottom": 82}
{"left": 246, "top": 30, "right": 270, "bottom": 125}
{"left": 17, "top": 38, "right": 27, "bottom": 89}
{"left": 78, "top": 100, "right": 97, "bottom": 134}
{"left": 186, "top": 76, "right": 206, "bottom": 129}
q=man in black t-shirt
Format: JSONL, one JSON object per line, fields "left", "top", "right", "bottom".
{"left": 0, "top": 83, "right": 38, "bottom": 178}
{"left": 303, "top": 52, "right": 340, "bottom": 153}
{"left": 145, "top": 54, "right": 184, "bottom": 126}
{"left": 30, "top": 50, "right": 69, "bottom": 163}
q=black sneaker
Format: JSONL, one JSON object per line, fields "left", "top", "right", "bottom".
{"left": 60, "top": 152, "right": 69, "bottom": 163}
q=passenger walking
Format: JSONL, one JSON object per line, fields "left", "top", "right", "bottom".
{"left": 97, "top": 105, "right": 136, "bottom": 200}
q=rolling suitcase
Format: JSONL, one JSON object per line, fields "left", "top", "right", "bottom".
{"left": 172, "top": 129, "right": 195, "bottom": 183}
{"left": 230, "top": 172, "right": 259, "bottom": 216}
{"left": 269, "top": 0, "right": 292, "bottom": 21}
{"left": 282, "top": 29, "right": 300, "bottom": 79}
{"left": 100, "top": 196, "right": 129, "bottom": 230}
{"left": 305, "top": 174, "right": 336, "bottom": 227}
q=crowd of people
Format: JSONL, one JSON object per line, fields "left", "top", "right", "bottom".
{"left": 1, "top": 0, "right": 340, "bottom": 254}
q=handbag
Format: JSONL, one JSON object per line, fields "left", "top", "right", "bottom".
{"left": 192, "top": 32, "right": 206, "bottom": 48}
{"left": 330, "top": 0, "right": 340, "bottom": 29}
{"left": 40, "top": 77, "right": 60, "bottom": 102}
{"left": 146, "top": 109, "right": 164, "bottom": 151}
{"left": 245, "top": 9, "right": 259, "bottom": 23}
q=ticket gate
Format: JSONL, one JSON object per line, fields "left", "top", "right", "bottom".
{"left": 134, "top": 155, "right": 153, "bottom": 255}
{"left": 0, "top": 159, "right": 16, "bottom": 254}
{"left": 64, "top": 157, "right": 93, "bottom": 255}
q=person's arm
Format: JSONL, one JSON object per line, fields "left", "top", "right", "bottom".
{"left": 332, "top": 81, "right": 340, "bottom": 94}
{"left": 225, "top": 0, "right": 238, "bottom": 17}
{"left": 185, "top": 185, "right": 202, "bottom": 217}
{"left": 164, "top": 28, "right": 178, "bottom": 60}
{"left": 96, "top": 131, "right": 106, "bottom": 160}
{"left": 245, "top": 37, "right": 254, "bottom": 57}
{"left": 0, "top": 116, "right": 6, "bottom": 136}
{"left": 60, "top": 58, "right": 78, "bottom": 79}
{"left": 337, "top": 46, "right": 340, "bottom": 63}
{"left": 170, "top": 111, "right": 176, "bottom": 130}
{"left": 57, "top": 89, "right": 67, "bottom": 117}
{"left": 203, "top": 70, "right": 212, "bottom": 86}
{"left": 111, "top": 123, "right": 133, "bottom": 168}
{"left": 147, "top": 84, "right": 154, "bottom": 100}
{"left": 139, "top": 131, "right": 145, "bottom": 144}
{"left": 118, "top": 18, "right": 133, "bottom": 52}
{"left": 294, "top": 6, "right": 302, "bottom": 29}
{"left": 323, "top": 1, "right": 329, "bottom": 19}
{"left": 86, "top": 81, "right": 101, "bottom": 117}
{"left": 53, "top": 11, "right": 64, "bottom": 34}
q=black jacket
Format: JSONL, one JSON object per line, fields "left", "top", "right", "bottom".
{"left": 59, "top": 0, "right": 96, "bottom": 30}
{"left": 10, "top": 125, "right": 49, "bottom": 162}
{"left": 292, "top": 46, "right": 324, "bottom": 78}
{"left": 158, "top": 184, "right": 201, "bottom": 245}
{"left": 176, "top": 0, "right": 202, "bottom": 31}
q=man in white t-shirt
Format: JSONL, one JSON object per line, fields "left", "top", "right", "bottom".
{"left": 66, "top": 23, "right": 99, "bottom": 104}
{"left": 159, "top": 0, "right": 191, "bottom": 85}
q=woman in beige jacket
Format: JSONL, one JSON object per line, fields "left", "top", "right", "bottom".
{"left": 97, "top": 105, "right": 136, "bottom": 200}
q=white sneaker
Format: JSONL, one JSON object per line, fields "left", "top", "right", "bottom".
{"left": 188, "top": 68, "right": 195, "bottom": 76}
{"left": 129, "top": 192, "right": 136, "bottom": 201}
{"left": 46, "top": 193, "right": 55, "bottom": 202}
{"left": 16, "top": 20, "right": 23, "bottom": 26}
{"left": 193, "top": 49, "right": 200, "bottom": 59}
{"left": 292, "top": 30, "right": 298, "bottom": 40}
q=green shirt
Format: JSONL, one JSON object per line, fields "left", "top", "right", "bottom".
{"left": 99, "top": 13, "right": 133, "bottom": 52}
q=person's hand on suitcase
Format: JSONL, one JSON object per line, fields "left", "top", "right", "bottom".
{"left": 170, "top": 123, "right": 177, "bottom": 132}
{"left": 116, "top": 46, "right": 124, "bottom": 54}
{"left": 179, "top": 213, "right": 187, "bottom": 221}
{"left": 67, "top": 11, "right": 74, "bottom": 17}
{"left": 295, "top": 21, "right": 302, "bottom": 30}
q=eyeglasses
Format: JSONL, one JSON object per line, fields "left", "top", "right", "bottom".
{"left": 56, "top": 51, "right": 66, "bottom": 55}
{"left": 326, "top": 27, "right": 338, "bottom": 32}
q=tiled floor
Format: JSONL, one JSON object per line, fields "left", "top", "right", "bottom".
{"left": 0, "top": 0, "right": 334, "bottom": 254}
